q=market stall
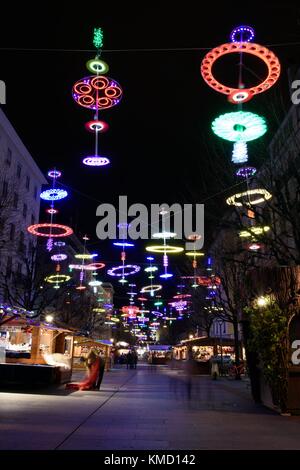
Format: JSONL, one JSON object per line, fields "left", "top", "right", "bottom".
{"left": 173, "top": 336, "right": 243, "bottom": 374}
{"left": 148, "top": 345, "right": 172, "bottom": 364}
{"left": 72, "top": 337, "right": 113, "bottom": 371}
{"left": 0, "top": 316, "right": 74, "bottom": 385}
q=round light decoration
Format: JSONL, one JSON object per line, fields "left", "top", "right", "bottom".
{"left": 236, "top": 166, "right": 257, "bottom": 178}
{"left": 88, "top": 280, "right": 103, "bottom": 287}
{"left": 226, "top": 188, "right": 272, "bottom": 206}
{"left": 212, "top": 111, "right": 267, "bottom": 142}
{"left": 86, "top": 58, "right": 109, "bottom": 74}
{"left": 48, "top": 170, "right": 62, "bottom": 179}
{"left": 45, "top": 274, "right": 71, "bottom": 283}
{"left": 144, "top": 266, "right": 158, "bottom": 272}
{"left": 69, "top": 264, "right": 96, "bottom": 271}
{"left": 201, "top": 42, "right": 280, "bottom": 103}
{"left": 146, "top": 245, "right": 184, "bottom": 254}
{"left": 248, "top": 242, "right": 263, "bottom": 251}
{"left": 113, "top": 242, "right": 135, "bottom": 247}
{"left": 85, "top": 120, "right": 109, "bottom": 133}
{"left": 185, "top": 251, "right": 204, "bottom": 257}
{"left": 230, "top": 25, "right": 255, "bottom": 43}
{"left": 107, "top": 265, "right": 141, "bottom": 277}
{"left": 140, "top": 285, "right": 162, "bottom": 294}
{"left": 88, "top": 262, "right": 105, "bottom": 270}
{"left": 82, "top": 156, "right": 110, "bottom": 166}
{"left": 40, "top": 189, "right": 68, "bottom": 201}
{"left": 75, "top": 254, "right": 97, "bottom": 260}
{"left": 239, "top": 225, "right": 270, "bottom": 238}
{"left": 27, "top": 223, "right": 73, "bottom": 238}
{"left": 51, "top": 254, "right": 67, "bottom": 261}
{"left": 160, "top": 273, "right": 173, "bottom": 279}
{"left": 46, "top": 208, "right": 58, "bottom": 215}
{"left": 152, "top": 232, "right": 177, "bottom": 239}
{"left": 54, "top": 241, "right": 66, "bottom": 247}
{"left": 72, "top": 76, "right": 123, "bottom": 110}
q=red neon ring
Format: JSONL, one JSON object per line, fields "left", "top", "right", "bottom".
{"left": 201, "top": 42, "right": 280, "bottom": 103}
{"left": 91, "top": 76, "right": 109, "bottom": 90}
{"left": 85, "top": 120, "right": 109, "bottom": 133}
{"left": 27, "top": 223, "right": 73, "bottom": 237}
{"left": 87, "top": 262, "right": 106, "bottom": 270}
{"left": 74, "top": 82, "right": 92, "bottom": 95}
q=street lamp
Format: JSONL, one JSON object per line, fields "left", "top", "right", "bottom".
{"left": 256, "top": 296, "right": 269, "bottom": 307}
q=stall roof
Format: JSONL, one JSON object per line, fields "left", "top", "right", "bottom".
{"left": 175, "top": 336, "right": 240, "bottom": 348}
{"left": 148, "top": 345, "right": 172, "bottom": 351}
{"left": 74, "top": 337, "right": 113, "bottom": 347}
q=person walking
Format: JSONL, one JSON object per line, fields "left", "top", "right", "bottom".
{"left": 126, "top": 350, "right": 133, "bottom": 369}
{"left": 132, "top": 349, "right": 138, "bottom": 369}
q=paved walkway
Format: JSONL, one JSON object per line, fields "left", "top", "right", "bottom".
{"left": 1, "top": 364, "right": 300, "bottom": 450}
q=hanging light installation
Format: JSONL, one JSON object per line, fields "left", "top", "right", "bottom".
{"left": 185, "top": 234, "right": 204, "bottom": 288}
{"left": 110, "top": 223, "right": 138, "bottom": 284}
{"left": 201, "top": 27, "right": 280, "bottom": 104}
{"left": 72, "top": 27, "right": 123, "bottom": 167}
{"left": 201, "top": 25, "right": 280, "bottom": 254}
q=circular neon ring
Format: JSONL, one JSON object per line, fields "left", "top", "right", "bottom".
{"left": 185, "top": 251, "right": 205, "bottom": 257}
{"left": 69, "top": 264, "right": 96, "bottom": 271}
{"left": 146, "top": 245, "right": 184, "bottom": 253}
{"left": 75, "top": 254, "right": 97, "bottom": 260}
{"left": 51, "top": 254, "right": 67, "bottom": 261}
{"left": 54, "top": 241, "right": 66, "bottom": 247}
{"left": 48, "top": 170, "right": 61, "bottom": 179}
{"left": 226, "top": 189, "right": 272, "bottom": 207}
{"left": 85, "top": 120, "right": 109, "bottom": 133}
{"left": 212, "top": 111, "right": 267, "bottom": 142}
{"left": 45, "top": 274, "right": 71, "bottom": 283}
{"left": 46, "top": 208, "right": 58, "bottom": 214}
{"left": 201, "top": 42, "right": 280, "bottom": 103}
{"left": 107, "top": 265, "right": 141, "bottom": 277}
{"left": 152, "top": 232, "right": 177, "bottom": 239}
{"left": 86, "top": 58, "right": 109, "bottom": 74}
{"left": 27, "top": 224, "right": 73, "bottom": 237}
{"left": 87, "top": 262, "right": 105, "bottom": 270}
{"left": 82, "top": 156, "right": 110, "bottom": 166}
{"left": 230, "top": 26, "right": 255, "bottom": 43}
{"left": 236, "top": 166, "right": 257, "bottom": 178}
{"left": 40, "top": 189, "right": 68, "bottom": 201}
{"left": 140, "top": 285, "right": 162, "bottom": 293}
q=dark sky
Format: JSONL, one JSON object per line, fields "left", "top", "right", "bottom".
{"left": 1, "top": 2, "right": 300, "bottom": 303}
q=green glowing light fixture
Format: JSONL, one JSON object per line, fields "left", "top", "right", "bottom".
{"left": 211, "top": 111, "right": 267, "bottom": 142}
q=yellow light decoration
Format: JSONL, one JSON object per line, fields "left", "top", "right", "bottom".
{"left": 45, "top": 274, "right": 71, "bottom": 283}
{"left": 92, "top": 308, "right": 106, "bottom": 313}
{"left": 145, "top": 245, "right": 184, "bottom": 254}
{"left": 185, "top": 252, "right": 205, "bottom": 257}
{"left": 226, "top": 189, "right": 272, "bottom": 207}
{"left": 239, "top": 225, "right": 270, "bottom": 238}
{"left": 75, "top": 254, "right": 96, "bottom": 260}
{"left": 140, "top": 285, "right": 162, "bottom": 293}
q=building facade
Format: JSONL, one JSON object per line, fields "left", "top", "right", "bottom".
{"left": 0, "top": 108, "right": 47, "bottom": 301}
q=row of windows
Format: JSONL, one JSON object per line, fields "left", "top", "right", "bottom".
{"left": 2, "top": 166, "right": 38, "bottom": 198}
{"left": 9, "top": 222, "right": 34, "bottom": 241}
{"left": 2, "top": 181, "right": 38, "bottom": 203}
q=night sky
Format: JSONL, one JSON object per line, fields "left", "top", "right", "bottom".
{"left": 1, "top": 2, "right": 300, "bottom": 302}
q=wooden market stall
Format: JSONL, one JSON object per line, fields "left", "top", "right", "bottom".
{"left": 72, "top": 336, "right": 113, "bottom": 371}
{"left": 173, "top": 336, "right": 243, "bottom": 374}
{"left": 0, "top": 316, "right": 74, "bottom": 385}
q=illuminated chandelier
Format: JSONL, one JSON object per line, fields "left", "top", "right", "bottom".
{"left": 72, "top": 27, "right": 122, "bottom": 167}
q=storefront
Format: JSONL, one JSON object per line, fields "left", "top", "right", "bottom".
{"left": 0, "top": 317, "right": 74, "bottom": 385}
